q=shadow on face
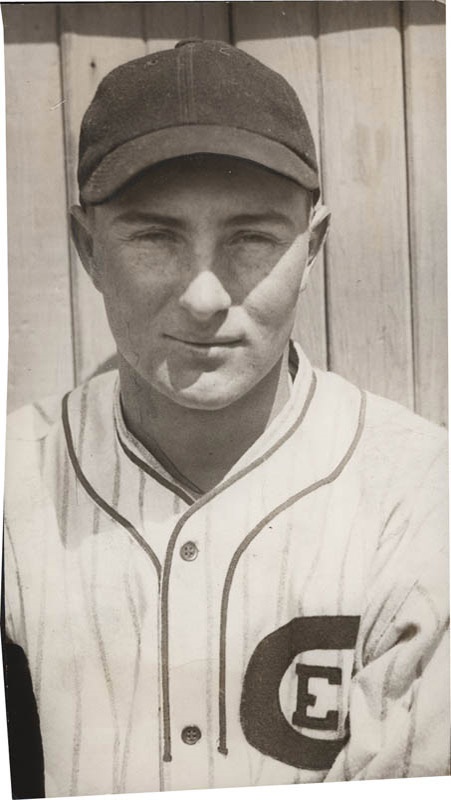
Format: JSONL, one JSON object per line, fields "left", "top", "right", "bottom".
{"left": 74, "top": 154, "right": 318, "bottom": 409}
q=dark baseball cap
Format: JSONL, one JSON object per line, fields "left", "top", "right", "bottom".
{"left": 78, "top": 39, "right": 320, "bottom": 205}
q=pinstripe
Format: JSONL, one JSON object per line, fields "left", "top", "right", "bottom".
{"left": 366, "top": 573, "right": 442, "bottom": 664}
{"left": 241, "top": 550, "right": 250, "bottom": 674}
{"left": 34, "top": 440, "right": 49, "bottom": 705}
{"left": 241, "top": 491, "right": 253, "bottom": 673}
{"left": 62, "top": 393, "right": 161, "bottom": 580}
{"left": 4, "top": 520, "right": 28, "bottom": 649}
{"left": 218, "top": 391, "right": 367, "bottom": 754}
{"left": 90, "top": 506, "right": 121, "bottom": 792}
{"left": 33, "top": 401, "right": 53, "bottom": 427}
{"left": 112, "top": 438, "right": 121, "bottom": 508}
{"left": 401, "top": 661, "right": 423, "bottom": 777}
{"left": 337, "top": 509, "right": 360, "bottom": 617}
{"left": 119, "top": 555, "right": 143, "bottom": 792}
{"left": 60, "top": 457, "right": 84, "bottom": 797}
{"left": 336, "top": 509, "right": 361, "bottom": 736}
{"left": 204, "top": 504, "right": 215, "bottom": 787}
{"left": 343, "top": 736, "right": 352, "bottom": 781}
{"left": 296, "top": 515, "right": 326, "bottom": 618}
{"left": 138, "top": 471, "right": 146, "bottom": 528}
{"left": 275, "top": 518, "right": 293, "bottom": 628}
{"left": 415, "top": 583, "right": 444, "bottom": 636}
{"left": 381, "top": 652, "right": 398, "bottom": 731}
{"left": 60, "top": 433, "right": 71, "bottom": 548}
{"left": 38, "top": 436, "right": 46, "bottom": 473}
{"left": 33, "top": 528, "right": 47, "bottom": 709}
{"left": 67, "top": 632, "right": 83, "bottom": 796}
{"left": 78, "top": 381, "right": 90, "bottom": 462}
{"left": 376, "top": 502, "right": 402, "bottom": 551}
{"left": 161, "top": 372, "right": 317, "bottom": 761}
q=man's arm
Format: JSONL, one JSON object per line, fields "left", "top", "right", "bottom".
{"left": 327, "top": 441, "right": 449, "bottom": 780}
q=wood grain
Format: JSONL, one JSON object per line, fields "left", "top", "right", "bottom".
{"left": 318, "top": 1, "right": 414, "bottom": 406}
{"left": 232, "top": 1, "right": 328, "bottom": 370}
{"left": 403, "top": 1, "right": 447, "bottom": 426}
{"left": 4, "top": 3, "right": 446, "bottom": 421}
{"left": 144, "top": 1, "right": 229, "bottom": 51}
{"left": 60, "top": 3, "right": 147, "bottom": 383}
{"left": 3, "top": 4, "right": 74, "bottom": 411}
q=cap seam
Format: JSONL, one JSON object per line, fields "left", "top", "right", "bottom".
{"left": 176, "top": 47, "right": 189, "bottom": 124}
{"left": 187, "top": 44, "right": 196, "bottom": 124}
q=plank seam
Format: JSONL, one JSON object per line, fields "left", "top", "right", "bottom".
{"left": 315, "top": 1, "right": 332, "bottom": 373}
{"left": 56, "top": 3, "right": 78, "bottom": 390}
{"left": 227, "top": 0, "right": 235, "bottom": 45}
{"left": 399, "top": 0, "right": 418, "bottom": 414}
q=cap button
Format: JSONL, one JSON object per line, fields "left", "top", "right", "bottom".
{"left": 175, "top": 38, "right": 203, "bottom": 48}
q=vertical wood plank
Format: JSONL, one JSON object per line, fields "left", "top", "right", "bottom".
{"left": 318, "top": 1, "right": 414, "bottom": 406}
{"left": 3, "top": 4, "right": 74, "bottom": 411}
{"left": 232, "top": 1, "right": 328, "bottom": 370}
{"left": 144, "top": 1, "right": 230, "bottom": 50}
{"left": 60, "top": 2, "right": 147, "bottom": 383}
{"left": 403, "top": 1, "right": 447, "bottom": 426}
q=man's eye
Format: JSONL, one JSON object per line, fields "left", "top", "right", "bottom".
{"left": 133, "top": 229, "right": 176, "bottom": 242}
{"left": 232, "top": 232, "right": 278, "bottom": 245}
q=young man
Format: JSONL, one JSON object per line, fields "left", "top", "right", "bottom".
{"left": 3, "top": 40, "right": 449, "bottom": 797}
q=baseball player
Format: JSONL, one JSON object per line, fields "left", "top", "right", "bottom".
{"left": 2, "top": 40, "right": 449, "bottom": 798}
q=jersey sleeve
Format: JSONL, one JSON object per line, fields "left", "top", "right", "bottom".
{"left": 2, "top": 518, "right": 26, "bottom": 648}
{"left": 3, "top": 398, "right": 59, "bottom": 650}
{"left": 326, "top": 438, "right": 449, "bottom": 780}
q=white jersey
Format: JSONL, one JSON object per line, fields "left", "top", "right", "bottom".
{"left": 3, "top": 344, "right": 449, "bottom": 796}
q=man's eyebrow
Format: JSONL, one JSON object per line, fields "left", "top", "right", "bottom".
{"left": 225, "top": 212, "right": 295, "bottom": 227}
{"left": 113, "top": 211, "right": 186, "bottom": 227}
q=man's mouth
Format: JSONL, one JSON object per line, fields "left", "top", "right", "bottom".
{"left": 165, "top": 335, "right": 243, "bottom": 348}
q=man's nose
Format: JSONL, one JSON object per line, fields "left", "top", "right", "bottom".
{"left": 178, "top": 269, "right": 232, "bottom": 322}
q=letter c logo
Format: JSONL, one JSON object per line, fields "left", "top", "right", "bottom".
{"left": 240, "top": 616, "right": 360, "bottom": 771}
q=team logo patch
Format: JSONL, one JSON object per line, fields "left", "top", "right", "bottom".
{"left": 240, "top": 616, "right": 360, "bottom": 770}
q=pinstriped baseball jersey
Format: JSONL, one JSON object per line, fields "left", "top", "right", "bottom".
{"left": 3, "top": 343, "right": 449, "bottom": 796}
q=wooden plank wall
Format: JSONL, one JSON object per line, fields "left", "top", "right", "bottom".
{"left": 2, "top": 2, "right": 447, "bottom": 426}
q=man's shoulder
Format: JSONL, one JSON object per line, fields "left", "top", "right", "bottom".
{"left": 317, "top": 366, "right": 445, "bottom": 437}
{"left": 364, "top": 384, "right": 446, "bottom": 444}
{"left": 314, "top": 366, "right": 447, "bottom": 474}
{"left": 6, "top": 370, "right": 119, "bottom": 445}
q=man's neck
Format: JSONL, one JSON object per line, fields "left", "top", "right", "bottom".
{"left": 118, "top": 352, "right": 291, "bottom": 494}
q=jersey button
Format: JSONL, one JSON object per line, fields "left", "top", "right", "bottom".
{"left": 181, "top": 725, "right": 202, "bottom": 745}
{"left": 180, "top": 541, "right": 198, "bottom": 561}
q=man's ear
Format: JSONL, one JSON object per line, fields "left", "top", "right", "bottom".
{"left": 69, "top": 205, "right": 103, "bottom": 292}
{"left": 300, "top": 204, "right": 331, "bottom": 293}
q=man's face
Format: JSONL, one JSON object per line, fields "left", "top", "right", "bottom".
{"left": 88, "top": 156, "right": 313, "bottom": 410}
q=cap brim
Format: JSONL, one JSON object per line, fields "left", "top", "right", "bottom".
{"left": 80, "top": 125, "right": 319, "bottom": 204}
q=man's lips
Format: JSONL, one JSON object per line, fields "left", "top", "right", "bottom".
{"left": 164, "top": 334, "right": 243, "bottom": 347}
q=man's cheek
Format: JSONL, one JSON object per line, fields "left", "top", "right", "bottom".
{"left": 245, "top": 274, "right": 300, "bottom": 332}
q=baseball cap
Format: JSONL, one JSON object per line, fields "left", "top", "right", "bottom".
{"left": 78, "top": 39, "right": 320, "bottom": 205}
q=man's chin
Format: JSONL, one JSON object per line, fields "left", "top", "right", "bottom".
{"left": 161, "top": 376, "right": 252, "bottom": 412}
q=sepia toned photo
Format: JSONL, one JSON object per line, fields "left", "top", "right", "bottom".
{"left": 1, "top": 2, "right": 449, "bottom": 798}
